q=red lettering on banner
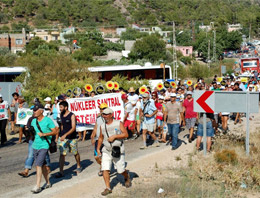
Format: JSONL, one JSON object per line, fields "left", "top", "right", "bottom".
{"left": 115, "top": 97, "right": 121, "bottom": 106}
{"left": 71, "top": 103, "right": 76, "bottom": 111}
{"left": 92, "top": 100, "right": 96, "bottom": 109}
{"left": 97, "top": 99, "right": 101, "bottom": 107}
{"left": 85, "top": 101, "right": 89, "bottom": 110}
{"left": 111, "top": 98, "right": 114, "bottom": 106}
{"left": 76, "top": 115, "right": 80, "bottom": 122}
{"left": 85, "top": 114, "right": 89, "bottom": 123}
{"left": 113, "top": 110, "right": 121, "bottom": 120}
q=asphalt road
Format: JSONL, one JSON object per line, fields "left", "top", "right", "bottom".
{"left": 0, "top": 130, "right": 189, "bottom": 198}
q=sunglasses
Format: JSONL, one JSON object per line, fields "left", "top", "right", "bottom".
{"left": 100, "top": 108, "right": 107, "bottom": 110}
{"left": 102, "top": 113, "right": 110, "bottom": 115}
{"left": 152, "top": 95, "right": 156, "bottom": 96}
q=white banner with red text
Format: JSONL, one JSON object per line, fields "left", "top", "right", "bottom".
{"left": 67, "top": 93, "right": 124, "bottom": 130}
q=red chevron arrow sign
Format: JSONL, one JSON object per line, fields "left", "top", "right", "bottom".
{"left": 194, "top": 91, "right": 215, "bottom": 113}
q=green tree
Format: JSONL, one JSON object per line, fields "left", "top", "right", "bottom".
{"left": 128, "top": 34, "right": 166, "bottom": 63}
{"left": 15, "top": 53, "right": 94, "bottom": 103}
{"left": 120, "top": 28, "right": 148, "bottom": 41}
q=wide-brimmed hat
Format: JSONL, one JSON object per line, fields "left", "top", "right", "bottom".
{"left": 128, "top": 87, "right": 135, "bottom": 92}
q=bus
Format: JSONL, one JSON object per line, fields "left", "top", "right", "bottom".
{"left": 240, "top": 56, "right": 260, "bottom": 74}
{"left": 88, "top": 64, "right": 172, "bottom": 88}
{"left": 0, "top": 67, "right": 27, "bottom": 82}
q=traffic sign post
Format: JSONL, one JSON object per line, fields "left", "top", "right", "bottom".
{"left": 194, "top": 91, "right": 259, "bottom": 155}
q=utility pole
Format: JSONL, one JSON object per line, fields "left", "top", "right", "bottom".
{"left": 172, "top": 21, "right": 178, "bottom": 81}
{"left": 207, "top": 39, "right": 211, "bottom": 68}
{"left": 213, "top": 29, "right": 216, "bottom": 62}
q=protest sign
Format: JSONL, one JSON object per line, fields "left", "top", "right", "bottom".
{"left": 16, "top": 108, "right": 33, "bottom": 125}
{"left": 67, "top": 93, "right": 124, "bottom": 127}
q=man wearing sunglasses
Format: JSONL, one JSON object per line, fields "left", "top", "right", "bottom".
{"left": 97, "top": 108, "right": 131, "bottom": 196}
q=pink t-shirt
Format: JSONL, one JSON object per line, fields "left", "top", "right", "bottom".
{"left": 183, "top": 98, "right": 197, "bottom": 119}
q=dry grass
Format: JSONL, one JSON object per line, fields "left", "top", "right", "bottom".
{"left": 110, "top": 132, "right": 260, "bottom": 198}
{"left": 191, "top": 132, "right": 260, "bottom": 192}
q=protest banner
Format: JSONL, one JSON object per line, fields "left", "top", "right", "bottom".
{"left": 67, "top": 93, "right": 124, "bottom": 129}
{"left": 16, "top": 108, "right": 33, "bottom": 125}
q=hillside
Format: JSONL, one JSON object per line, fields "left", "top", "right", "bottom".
{"left": 1, "top": 0, "right": 260, "bottom": 33}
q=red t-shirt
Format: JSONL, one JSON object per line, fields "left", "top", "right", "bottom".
{"left": 183, "top": 98, "right": 197, "bottom": 119}
{"left": 155, "top": 102, "right": 163, "bottom": 120}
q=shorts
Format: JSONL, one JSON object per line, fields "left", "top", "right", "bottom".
{"left": 101, "top": 151, "right": 125, "bottom": 174}
{"left": 94, "top": 140, "right": 104, "bottom": 156}
{"left": 124, "top": 120, "right": 135, "bottom": 130}
{"left": 136, "top": 115, "right": 140, "bottom": 121}
{"left": 197, "top": 122, "right": 214, "bottom": 137}
{"left": 11, "top": 112, "right": 15, "bottom": 121}
{"left": 57, "top": 138, "right": 78, "bottom": 156}
{"left": 157, "top": 119, "right": 163, "bottom": 127}
{"left": 185, "top": 118, "right": 196, "bottom": 129}
{"left": 33, "top": 149, "right": 48, "bottom": 167}
{"left": 143, "top": 123, "right": 154, "bottom": 132}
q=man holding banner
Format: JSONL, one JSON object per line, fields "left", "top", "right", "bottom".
{"left": 0, "top": 94, "right": 11, "bottom": 146}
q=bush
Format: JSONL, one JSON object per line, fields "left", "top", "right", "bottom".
{"left": 188, "top": 62, "right": 211, "bottom": 79}
{"left": 180, "top": 56, "right": 192, "bottom": 65}
{"left": 214, "top": 149, "right": 238, "bottom": 165}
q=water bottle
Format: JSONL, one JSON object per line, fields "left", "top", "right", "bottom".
{"left": 115, "top": 128, "right": 121, "bottom": 135}
{"left": 163, "top": 124, "right": 167, "bottom": 134}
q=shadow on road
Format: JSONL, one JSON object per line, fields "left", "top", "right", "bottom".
{"left": 50, "top": 159, "right": 93, "bottom": 186}
{"left": 110, "top": 170, "right": 139, "bottom": 190}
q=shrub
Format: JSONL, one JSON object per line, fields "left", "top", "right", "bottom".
{"left": 214, "top": 149, "right": 238, "bottom": 165}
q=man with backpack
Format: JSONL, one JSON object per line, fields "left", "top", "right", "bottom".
{"left": 55, "top": 101, "right": 82, "bottom": 178}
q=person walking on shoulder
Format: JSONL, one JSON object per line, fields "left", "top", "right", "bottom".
{"left": 97, "top": 108, "right": 131, "bottom": 196}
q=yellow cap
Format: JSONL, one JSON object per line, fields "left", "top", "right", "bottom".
{"left": 99, "top": 103, "right": 108, "bottom": 109}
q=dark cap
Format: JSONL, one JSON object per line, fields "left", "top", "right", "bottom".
{"left": 12, "top": 92, "right": 19, "bottom": 97}
{"left": 33, "top": 103, "right": 44, "bottom": 111}
{"left": 58, "top": 95, "right": 64, "bottom": 100}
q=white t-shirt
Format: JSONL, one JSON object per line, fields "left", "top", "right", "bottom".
{"left": 0, "top": 101, "right": 9, "bottom": 120}
{"left": 136, "top": 101, "right": 141, "bottom": 116}
{"left": 125, "top": 103, "right": 136, "bottom": 121}
{"left": 43, "top": 104, "right": 51, "bottom": 117}
{"left": 128, "top": 94, "right": 139, "bottom": 102}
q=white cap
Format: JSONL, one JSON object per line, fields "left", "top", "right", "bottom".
{"left": 142, "top": 93, "right": 149, "bottom": 98}
{"left": 103, "top": 107, "right": 114, "bottom": 114}
{"left": 231, "top": 82, "right": 235, "bottom": 86}
{"left": 217, "top": 82, "right": 220, "bottom": 85}
{"left": 249, "top": 85, "right": 254, "bottom": 88}
{"left": 186, "top": 91, "right": 193, "bottom": 95}
{"left": 170, "top": 93, "right": 177, "bottom": 97}
{"left": 0, "top": 94, "right": 2, "bottom": 98}
{"left": 44, "top": 97, "right": 51, "bottom": 102}
{"left": 158, "top": 95, "right": 164, "bottom": 100}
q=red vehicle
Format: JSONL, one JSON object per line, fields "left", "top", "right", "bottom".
{"left": 240, "top": 57, "right": 260, "bottom": 73}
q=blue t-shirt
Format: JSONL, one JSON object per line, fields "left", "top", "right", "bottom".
{"left": 52, "top": 104, "right": 58, "bottom": 120}
{"left": 141, "top": 99, "right": 157, "bottom": 124}
{"left": 31, "top": 117, "right": 55, "bottom": 150}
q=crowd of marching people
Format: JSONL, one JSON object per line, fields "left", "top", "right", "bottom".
{"left": 0, "top": 73, "right": 259, "bottom": 195}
